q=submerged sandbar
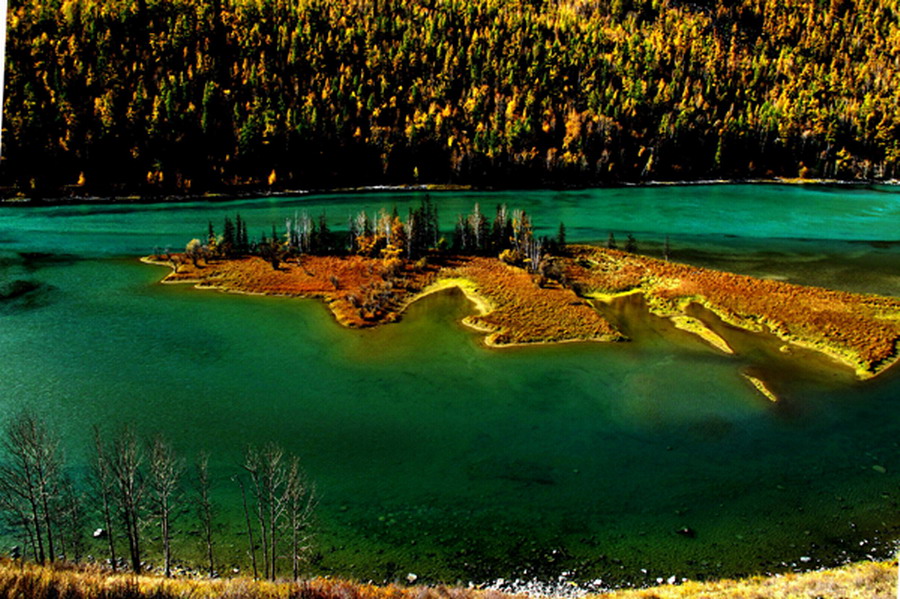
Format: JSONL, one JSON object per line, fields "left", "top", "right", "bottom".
{"left": 145, "top": 245, "right": 900, "bottom": 378}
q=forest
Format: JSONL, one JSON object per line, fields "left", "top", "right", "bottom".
{"left": 3, "top": 0, "right": 900, "bottom": 197}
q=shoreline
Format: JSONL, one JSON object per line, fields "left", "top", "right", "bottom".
{"left": 145, "top": 253, "right": 625, "bottom": 346}
{"left": 144, "top": 246, "right": 900, "bottom": 380}
{"left": 5, "top": 178, "right": 900, "bottom": 206}
{"left": 567, "top": 246, "right": 900, "bottom": 380}
{"left": 741, "top": 373, "right": 779, "bottom": 402}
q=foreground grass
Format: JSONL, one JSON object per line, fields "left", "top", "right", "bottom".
{"left": 606, "top": 560, "right": 896, "bottom": 599}
{"left": 0, "top": 559, "right": 895, "bottom": 599}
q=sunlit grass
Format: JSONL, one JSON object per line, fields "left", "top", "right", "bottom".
{"left": 0, "top": 558, "right": 894, "bottom": 599}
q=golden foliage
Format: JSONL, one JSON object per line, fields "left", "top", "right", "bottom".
{"left": 8, "top": 0, "right": 900, "bottom": 192}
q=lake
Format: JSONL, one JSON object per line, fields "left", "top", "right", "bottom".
{"left": 1, "top": 184, "right": 899, "bottom": 588}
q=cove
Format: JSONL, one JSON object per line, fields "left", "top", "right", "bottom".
{"left": 0, "top": 185, "right": 899, "bottom": 586}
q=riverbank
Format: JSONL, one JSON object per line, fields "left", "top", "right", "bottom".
{"left": 145, "top": 245, "right": 900, "bottom": 379}
{"left": 4, "top": 178, "right": 900, "bottom": 206}
{"left": 0, "top": 558, "right": 894, "bottom": 599}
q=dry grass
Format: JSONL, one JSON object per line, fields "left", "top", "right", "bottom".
{"left": 0, "top": 558, "right": 507, "bottom": 599}
{"left": 566, "top": 246, "right": 900, "bottom": 378}
{"left": 145, "top": 253, "right": 623, "bottom": 347}
{"left": 145, "top": 246, "right": 900, "bottom": 377}
{"left": 145, "top": 254, "right": 439, "bottom": 328}
{"left": 604, "top": 559, "right": 896, "bottom": 598}
{"left": 0, "top": 558, "right": 894, "bottom": 599}
{"left": 438, "top": 257, "right": 623, "bottom": 346}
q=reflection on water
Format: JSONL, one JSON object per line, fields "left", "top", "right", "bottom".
{"left": 0, "top": 187, "right": 899, "bottom": 584}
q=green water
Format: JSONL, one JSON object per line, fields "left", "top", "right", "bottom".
{"left": 1, "top": 185, "right": 900, "bottom": 587}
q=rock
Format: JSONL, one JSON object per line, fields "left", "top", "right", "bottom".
{"left": 676, "top": 527, "right": 696, "bottom": 538}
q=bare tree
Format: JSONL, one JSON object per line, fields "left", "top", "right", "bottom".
{"left": 0, "top": 411, "right": 62, "bottom": 563}
{"left": 58, "top": 474, "right": 86, "bottom": 562}
{"left": 109, "top": 427, "right": 145, "bottom": 573}
{"left": 195, "top": 451, "right": 216, "bottom": 577}
{"left": 91, "top": 425, "right": 118, "bottom": 571}
{"left": 185, "top": 238, "right": 203, "bottom": 267}
{"left": 234, "top": 474, "right": 259, "bottom": 580}
{"left": 0, "top": 476, "right": 38, "bottom": 561}
{"left": 244, "top": 443, "right": 290, "bottom": 579}
{"left": 148, "top": 435, "right": 183, "bottom": 577}
{"left": 285, "top": 456, "right": 316, "bottom": 581}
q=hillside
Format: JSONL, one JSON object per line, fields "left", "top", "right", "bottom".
{"left": 4, "top": 0, "right": 900, "bottom": 197}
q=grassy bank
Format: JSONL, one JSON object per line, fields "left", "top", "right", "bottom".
{"left": 0, "top": 558, "right": 894, "bottom": 599}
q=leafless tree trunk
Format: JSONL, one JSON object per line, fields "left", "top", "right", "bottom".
{"left": 0, "top": 411, "right": 61, "bottom": 563}
{"left": 109, "top": 427, "right": 144, "bottom": 573}
{"left": 285, "top": 456, "right": 316, "bottom": 581}
{"left": 91, "top": 426, "right": 118, "bottom": 571}
{"left": 235, "top": 475, "right": 259, "bottom": 580}
{"left": 195, "top": 451, "right": 216, "bottom": 577}
{"left": 243, "top": 447, "right": 269, "bottom": 579}
{"left": 148, "top": 435, "right": 182, "bottom": 577}
{"left": 58, "top": 474, "right": 85, "bottom": 562}
{"left": 0, "top": 481, "right": 37, "bottom": 561}
{"left": 244, "top": 443, "right": 288, "bottom": 579}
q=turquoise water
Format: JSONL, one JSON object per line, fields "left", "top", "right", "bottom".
{"left": 1, "top": 185, "right": 900, "bottom": 586}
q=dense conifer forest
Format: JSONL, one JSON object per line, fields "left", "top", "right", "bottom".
{"left": 3, "top": 0, "right": 900, "bottom": 197}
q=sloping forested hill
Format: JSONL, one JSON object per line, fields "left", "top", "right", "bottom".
{"left": 3, "top": 0, "right": 900, "bottom": 196}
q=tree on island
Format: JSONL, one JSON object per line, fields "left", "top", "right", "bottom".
{"left": 625, "top": 233, "right": 637, "bottom": 253}
{"left": 186, "top": 239, "right": 203, "bottom": 267}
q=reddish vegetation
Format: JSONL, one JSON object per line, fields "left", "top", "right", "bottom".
{"left": 442, "top": 257, "right": 623, "bottom": 345}
{"left": 147, "top": 245, "right": 900, "bottom": 376}
{"left": 567, "top": 246, "right": 900, "bottom": 377}
{"left": 147, "top": 253, "right": 622, "bottom": 346}
{"left": 150, "top": 254, "right": 438, "bottom": 328}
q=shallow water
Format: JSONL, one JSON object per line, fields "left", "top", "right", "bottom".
{"left": 0, "top": 185, "right": 899, "bottom": 585}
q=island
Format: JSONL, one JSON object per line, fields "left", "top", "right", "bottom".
{"left": 144, "top": 208, "right": 900, "bottom": 385}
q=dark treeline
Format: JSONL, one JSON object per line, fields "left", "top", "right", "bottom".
{"left": 4, "top": 0, "right": 900, "bottom": 198}
{"left": 0, "top": 411, "right": 316, "bottom": 581}
{"left": 177, "top": 198, "right": 569, "bottom": 274}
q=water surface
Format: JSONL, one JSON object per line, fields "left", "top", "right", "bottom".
{"left": 0, "top": 185, "right": 899, "bottom": 586}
